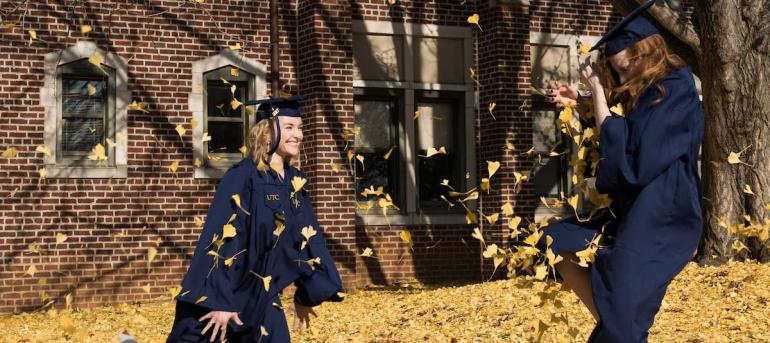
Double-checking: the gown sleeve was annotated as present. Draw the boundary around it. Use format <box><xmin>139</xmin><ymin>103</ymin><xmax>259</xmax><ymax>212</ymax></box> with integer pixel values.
<box><xmin>292</xmin><ymin>175</ymin><xmax>345</xmax><ymax>307</ymax></box>
<box><xmin>176</xmin><ymin>163</ymin><xmax>252</xmax><ymax>312</ymax></box>
<box><xmin>595</xmin><ymin>71</ymin><xmax>697</xmax><ymax>195</ymax></box>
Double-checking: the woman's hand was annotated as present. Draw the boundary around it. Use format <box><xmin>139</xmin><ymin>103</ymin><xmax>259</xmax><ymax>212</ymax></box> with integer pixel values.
<box><xmin>199</xmin><ymin>311</ymin><xmax>243</xmax><ymax>342</ymax></box>
<box><xmin>291</xmin><ymin>303</ymin><xmax>318</xmax><ymax>334</ymax></box>
<box><xmin>546</xmin><ymin>81</ymin><xmax>578</xmax><ymax>107</ymax></box>
<box><xmin>578</xmin><ymin>55</ymin><xmax>603</xmax><ymax>92</ymax></box>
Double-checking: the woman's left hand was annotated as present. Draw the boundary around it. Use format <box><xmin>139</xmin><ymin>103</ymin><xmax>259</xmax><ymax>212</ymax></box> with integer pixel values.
<box><xmin>578</xmin><ymin>55</ymin><xmax>603</xmax><ymax>92</ymax></box>
<box><xmin>291</xmin><ymin>303</ymin><xmax>318</xmax><ymax>333</ymax></box>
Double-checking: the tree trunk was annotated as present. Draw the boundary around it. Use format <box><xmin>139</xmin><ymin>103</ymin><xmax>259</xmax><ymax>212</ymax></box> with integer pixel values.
<box><xmin>694</xmin><ymin>1</ymin><xmax>770</xmax><ymax>263</ymax></box>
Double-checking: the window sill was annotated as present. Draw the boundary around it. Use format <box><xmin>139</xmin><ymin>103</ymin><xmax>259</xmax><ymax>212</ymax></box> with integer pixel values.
<box><xmin>45</xmin><ymin>165</ymin><xmax>127</xmax><ymax>179</ymax></box>
<box><xmin>194</xmin><ymin>159</ymin><xmax>242</xmax><ymax>179</ymax></box>
<box><xmin>356</xmin><ymin>212</ymin><xmax>468</xmax><ymax>226</ymax></box>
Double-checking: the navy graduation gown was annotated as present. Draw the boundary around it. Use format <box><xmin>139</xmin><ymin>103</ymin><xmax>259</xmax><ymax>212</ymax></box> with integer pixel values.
<box><xmin>167</xmin><ymin>159</ymin><xmax>345</xmax><ymax>343</ymax></box>
<box><xmin>540</xmin><ymin>66</ymin><xmax>705</xmax><ymax>342</ymax></box>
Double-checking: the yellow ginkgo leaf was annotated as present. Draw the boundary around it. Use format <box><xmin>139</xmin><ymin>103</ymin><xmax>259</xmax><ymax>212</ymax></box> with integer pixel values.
<box><xmin>482</xmin><ymin>244</ymin><xmax>498</xmax><ymax>258</ymax></box>
<box><xmin>88</xmin><ymin>52</ymin><xmax>108</xmax><ymax>74</ymax></box>
<box><xmin>26</xmin><ymin>265</ymin><xmax>38</xmax><ymax>277</ymax></box>
<box><xmin>727</xmin><ymin>144</ymin><xmax>752</xmax><ymax>166</ymax></box>
<box><xmin>384</xmin><ymin>146</ymin><xmax>396</xmax><ymax>160</ymax></box>
<box><xmin>487</xmin><ymin>102</ymin><xmax>496</xmax><ymax>120</ymax></box>
<box><xmin>260</xmin><ymin>325</ymin><xmax>269</xmax><ymax>337</ymax></box>
<box><xmin>413</xmin><ymin>109</ymin><xmax>421</xmax><ymax>119</ymax></box>
<box><xmin>87</xmin><ymin>83</ymin><xmax>96</xmax><ymax>96</ymax></box>
<box><xmin>610</xmin><ymin>103</ymin><xmax>624</xmax><ymax>116</ymax></box>
<box><xmin>87</xmin><ymin>144</ymin><xmax>107</xmax><ymax>162</ymax></box>
<box><xmin>128</xmin><ymin>101</ymin><xmax>149</xmax><ymax>112</ymax></box>
<box><xmin>239</xmin><ymin>145</ymin><xmax>248</xmax><ymax>155</ymax></box>
<box><xmin>56</xmin><ymin>232</ymin><xmax>68</xmax><ymax>244</ymax></box>
<box><xmin>471</xmin><ymin>227</ymin><xmax>485</xmax><ymax>244</ymax></box>
<box><xmin>249</xmin><ymin>271</ymin><xmax>272</xmax><ymax>292</ymax></box>
<box><xmin>28</xmin><ymin>30</ymin><xmax>37</xmax><ymax>44</ymax></box>
<box><xmin>485</xmin><ymin>213</ymin><xmax>499</xmax><ymax>225</ymax></box>
<box><xmin>356</xmin><ymin>154</ymin><xmax>365</xmax><ymax>171</ymax></box>
<box><xmin>231</xmin><ymin>98</ymin><xmax>243</xmax><ymax>110</ymax></box>
<box><xmin>578</xmin><ymin>43</ymin><xmax>592</xmax><ymax>55</ymax></box>
<box><xmin>360</xmin><ymin>247</ymin><xmax>374</xmax><ymax>258</ymax></box>
<box><xmin>534</xmin><ymin>263</ymin><xmax>548</xmax><ymax>280</ymax></box>
<box><xmin>169</xmin><ymin>161</ymin><xmax>179</xmax><ymax>173</ymax></box>
<box><xmin>190</xmin><ymin>119</ymin><xmax>199</xmax><ymax>130</ymax></box>
<box><xmin>1</xmin><ymin>147</ymin><xmax>18</xmax><ymax>158</ymax></box>
<box><xmin>231</xmin><ymin>194</ymin><xmax>251</xmax><ymax>216</ymax></box>
<box><xmin>230</xmin><ymin>67</ymin><xmax>239</xmax><ymax>77</ymax></box>
<box><xmin>291</xmin><ymin>176</ymin><xmax>307</xmax><ymax>195</ymax></box>
<box><xmin>229</xmin><ymin>42</ymin><xmax>241</xmax><ymax>50</ymax></box>
<box><xmin>222</xmin><ymin>224</ymin><xmax>237</xmax><ymax>239</ymax></box>
<box><xmin>142</xmin><ymin>284</ymin><xmax>151</xmax><ymax>294</ymax></box>
<box><xmin>38</xmin><ymin>168</ymin><xmax>47</xmax><ymax>179</ymax></box>
<box><xmin>175</xmin><ymin>124</ymin><xmax>186</xmax><ymax>138</ymax></box>
<box><xmin>425</xmin><ymin>146</ymin><xmax>447</xmax><ymax>158</ymax></box>
<box><xmin>194</xmin><ymin>216</ymin><xmax>204</xmax><ymax>227</ymax></box>
<box><xmin>194</xmin><ymin>158</ymin><xmax>202</xmax><ymax>168</ymax></box>
<box><xmin>487</xmin><ymin>160</ymin><xmax>501</xmax><ymax>179</ymax></box>
<box><xmin>201</xmin><ymin>132</ymin><xmax>212</xmax><ymax>142</ymax></box>
<box><xmin>467</xmin><ymin>13</ymin><xmax>482</xmax><ymax>31</ymax></box>
<box><xmin>732</xmin><ymin>239</ymin><xmax>748</xmax><ymax>253</ymax></box>
<box><xmin>743</xmin><ymin>184</ymin><xmax>754</xmax><ymax>195</ymax></box>
<box><xmin>105</xmin><ymin>138</ymin><xmax>116</xmax><ymax>149</ymax></box>
<box><xmin>80</xmin><ymin>25</ymin><xmax>92</xmax><ymax>34</ymax></box>
<box><xmin>501</xmin><ymin>202</ymin><xmax>514</xmax><ymax>217</ymax></box>
<box><xmin>195</xmin><ymin>295</ymin><xmax>208</xmax><ymax>304</ymax></box>
<box><xmin>399</xmin><ymin>230</ymin><xmax>413</xmax><ymax>247</ymax></box>
<box><xmin>301</xmin><ymin>226</ymin><xmax>317</xmax><ymax>241</ymax></box>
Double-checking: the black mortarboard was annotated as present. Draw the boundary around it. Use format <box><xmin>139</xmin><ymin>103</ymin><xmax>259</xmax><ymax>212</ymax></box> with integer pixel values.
<box><xmin>590</xmin><ymin>0</ymin><xmax>658</xmax><ymax>57</ymax></box>
<box><xmin>245</xmin><ymin>95</ymin><xmax>306</xmax><ymax>155</ymax></box>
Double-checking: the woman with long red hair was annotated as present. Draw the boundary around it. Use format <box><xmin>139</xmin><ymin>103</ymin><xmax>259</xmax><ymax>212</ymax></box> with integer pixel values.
<box><xmin>541</xmin><ymin>1</ymin><xmax>705</xmax><ymax>341</ymax></box>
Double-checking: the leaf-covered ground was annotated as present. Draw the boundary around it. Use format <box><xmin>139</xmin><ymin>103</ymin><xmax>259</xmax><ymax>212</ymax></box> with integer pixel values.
<box><xmin>0</xmin><ymin>262</ymin><xmax>768</xmax><ymax>342</ymax></box>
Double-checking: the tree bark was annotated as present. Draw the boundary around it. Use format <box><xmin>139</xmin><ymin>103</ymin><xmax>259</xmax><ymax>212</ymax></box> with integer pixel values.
<box><xmin>694</xmin><ymin>0</ymin><xmax>770</xmax><ymax>263</ymax></box>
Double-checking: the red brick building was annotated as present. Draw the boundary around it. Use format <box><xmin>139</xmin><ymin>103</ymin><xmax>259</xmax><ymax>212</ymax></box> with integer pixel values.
<box><xmin>0</xmin><ymin>0</ymin><xmax>636</xmax><ymax>314</ymax></box>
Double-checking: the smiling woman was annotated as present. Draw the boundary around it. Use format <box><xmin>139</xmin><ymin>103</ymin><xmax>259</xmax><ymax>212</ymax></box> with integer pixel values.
<box><xmin>166</xmin><ymin>96</ymin><xmax>345</xmax><ymax>343</ymax></box>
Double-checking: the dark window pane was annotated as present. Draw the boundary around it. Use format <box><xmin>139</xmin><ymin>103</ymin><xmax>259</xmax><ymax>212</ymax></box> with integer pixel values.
<box><xmin>532</xmin><ymin>101</ymin><xmax>570</xmax><ymax>198</ymax></box>
<box><xmin>354</xmin><ymin>97</ymin><xmax>398</xmax><ymax>204</ymax></box>
<box><xmin>62</xmin><ymin>118</ymin><xmax>104</xmax><ymax>153</ymax></box>
<box><xmin>208</xmin><ymin>122</ymin><xmax>243</xmax><ymax>154</ymax></box>
<box><xmin>63</xmin><ymin>79</ymin><xmax>105</xmax><ymax>97</ymax></box>
<box><xmin>207</xmin><ymin>82</ymin><xmax>245</xmax><ymax>118</ymax></box>
<box><xmin>416</xmin><ymin>99</ymin><xmax>460</xmax><ymax>207</ymax></box>
<box><xmin>418</xmin><ymin>153</ymin><xmax>455</xmax><ymax>204</ymax></box>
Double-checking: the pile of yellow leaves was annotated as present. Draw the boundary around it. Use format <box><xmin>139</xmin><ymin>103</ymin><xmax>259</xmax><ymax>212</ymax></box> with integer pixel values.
<box><xmin>0</xmin><ymin>262</ymin><xmax>767</xmax><ymax>342</ymax></box>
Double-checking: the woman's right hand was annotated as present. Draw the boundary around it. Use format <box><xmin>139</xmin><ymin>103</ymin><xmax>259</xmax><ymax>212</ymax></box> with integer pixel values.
<box><xmin>546</xmin><ymin>81</ymin><xmax>578</xmax><ymax>107</ymax></box>
<box><xmin>199</xmin><ymin>311</ymin><xmax>244</xmax><ymax>342</ymax></box>
<box><xmin>578</xmin><ymin>55</ymin><xmax>603</xmax><ymax>92</ymax></box>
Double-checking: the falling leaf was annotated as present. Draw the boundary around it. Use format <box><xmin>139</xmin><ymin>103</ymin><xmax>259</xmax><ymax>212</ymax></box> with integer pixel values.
<box><xmin>169</xmin><ymin>161</ymin><xmax>179</xmax><ymax>173</ymax></box>
<box><xmin>88</xmin><ymin>52</ymin><xmax>108</xmax><ymax>74</ymax></box>
<box><xmin>87</xmin><ymin>83</ymin><xmax>96</xmax><ymax>96</ymax></box>
<box><xmin>230</xmin><ymin>67</ymin><xmax>239</xmax><ymax>77</ymax></box>
<box><xmin>485</xmin><ymin>213</ymin><xmax>500</xmax><ymax>225</ymax></box>
<box><xmin>425</xmin><ymin>146</ymin><xmax>447</xmax><ymax>158</ymax></box>
<box><xmin>38</xmin><ymin>168</ymin><xmax>46</xmax><ymax>179</ymax></box>
<box><xmin>105</xmin><ymin>138</ymin><xmax>116</xmax><ymax>149</ymax></box>
<box><xmin>501</xmin><ymin>202</ymin><xmax>514</xmax><ymax>217</ymax></box>
<box><xmin>356</xmin><ymin>154</ymin><xmax>365</xmax><ymax>171</ymax></box>
<box><xmin>487</xmin><ymin>102</ymin><xmax>496</xmax><ymax>120</ymax></box>
<box><xmin>249</xmin><ymin>271</ymin><xmax>272</xmax><ymax>292</ymax></box>
<box><xmin>291</xmin><ymin>176</ymin><xmax>307</xmax><ymax>195</ymax></box>
<box><xmin>471</xmin><ymin>227</ymin><xmax>485</xmax><ymax>244</ymax></box>
<box><xmin>142</xmin><ymin>284</ymin><xmax>151</xmax><ymax>294</ymax></box>
<box><xmin>128</xmin><ymin>101</ymin><xmax>149</xmax><ymax>112</ymax></box>
<box><xmin>230</xmin><ymin>42</ymin><xmax>241</xmax><ymax>50</ymax></box>
<box><xmin>1</xmin><ymin>147</ymin><xmax>19</xmax><ymax>158</ymax></box>
<box><xmin>744</xmin><ymin>184</ymin><xmax>754</xmax><ymax>195</ymax></box>
<box><xmin>175</xmin><ymin>124</ymin><xmax>186</xmax><ymax>138</ymax></box>
<box><xmin>28</xmin><ymin>30</ymin><xmax>37</xmax><ymax>44</ymax></box>
<box><xmin>231</xmin><ymin>98</ymin><xmax>243</xmax><ymax>110</ymax></box>
<box><xmin>467</xmin><ymin>13</ymin><xmax>482</xmax><ymax>31</ymax></box>
<box><xmin>194</xmin><ymin>158</ymin><xmax>202</xmax><ymax>168</ymax></box>
<box><xmin>56</xmin><ymin>232</ymin><xmax>68</xmax><ymax>244</ymax></box>
<box><xmin>727</xmin><ymin>145</ymin><xmax>753</xmax><ymax>167</ymax></box>
<box><xmin>201</xmin><ymin>132</ymin><xmax>212</xmax><ymax>142</ymax></box>
<box><xmin>222</xmin><ymin>224</ymin><xmax>237</xmax><ymax>239</ymax></box>
<box><xmin>487</xmin><ymin>161</ymin><xmax>501</xmax><ymax>179</ymax></box>
<box><xmin>399</xmin><ymin>230</ymin><xmax>413</xmax><ymax>249</ymax></box>
<box><xmin>578</xmin><ymin>43</ymin><xmax>592</xmax><ymax>55</ymax></box>
<box><xmin>260</xmin><ymin>325</ymin><xmax>269</xmax><ymax>337</ymax></box>
<box><xmin>239</xmin><ymin>146</ymin><xmax>248</xmax><ymax>155</ymax></box>
<box><xmin>384</xmin><ymin>146</ymin><xmax>396</xmax><ymax>160</ymax></box>
<box><xmin>610</xmin><ymin>103</ymin><xmax>624</xmax><ymax>116</ymax></box>
<box><xmin>189</xmin><ymin>119</ymin><xmax>199</xmax><ymax>130</ymax></box>
<box><xmin>194</xmin><ymin>216</ymin><xmax>204</xmax><ymax>227</ymax></box>
<box><xmin>80</xmin><ymin>25</ymin><xmax>92</xmax><ymax>34</ymax></box>
<box><xmin>360</xmin><ymin>247</ymin><xmax>375</xmax><ymax>258</ymax></box>
<box><xmin>301</xmin><ymin>226</ymin><xmax>317</xmax><ymax>241</ymax></box>
<box><xmin>195</xmin><ymin>296</ymin><xmax>207</xmax><ymax>304</ymax></box>
<box><xmin>534</xmin><ymin>263</ymin><xmax>548</xmax><ymax>280</ymax></box>
<box><xmin>26</xmin><ymin>265</ymin><xmax>38</xmax><ymax>277</ymax></box>
<box><xmin>413</xmin><ymin>110</ymin><xmax>421</xmax><ymax>119</ymax></box>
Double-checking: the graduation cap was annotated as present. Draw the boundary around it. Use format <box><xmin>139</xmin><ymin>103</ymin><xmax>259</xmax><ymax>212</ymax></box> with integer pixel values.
<box><xmin>245</xmin><ymin>95</ymin><xmax>306</xmax><ymax>155</ymax></box>
<box><xmin>590</xmin><ymin>0</ymin><xmax>658</xmax><ymax>57</ymax></box>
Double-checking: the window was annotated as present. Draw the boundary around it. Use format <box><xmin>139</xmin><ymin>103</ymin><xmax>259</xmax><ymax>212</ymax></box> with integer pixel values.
<box><xmin>190</xmin><ymin>51</ymin><xmax>267</xmax><ymax>178</ymax></box>
<box><xmin>352</xmin><ymin>21</ymin><xmax>474</xmax><ymax>225</ymax></box>
<box><xmin>41</xmin><ymin>41</ymin><xmax>129</xmax><ymax>178</ymax></box>
<box><xmin>204</xmin><ymin>67</ymin><xmax>252</xmax><ymax>159</ymax></box>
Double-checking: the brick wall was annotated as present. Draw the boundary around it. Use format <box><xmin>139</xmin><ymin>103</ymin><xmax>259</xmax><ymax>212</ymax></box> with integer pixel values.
<box><xmin>0</xmin><ymin>0</ymin><xmax>635</xmax><ymax>314</ymax></box>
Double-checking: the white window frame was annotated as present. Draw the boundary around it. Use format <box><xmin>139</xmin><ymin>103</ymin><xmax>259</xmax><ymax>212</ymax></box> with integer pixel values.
<box><xmin>353</xmin><ymin>20</ymin><xmax>476</xmax><ymax>226</ymax></box>
<box><xmin>41</xmin><ymin>41</ymin><xmax>130</xmax><ymax>178</ymax></box>
<box><xmin>189</xmin><ymin>50</ymin><xmax>267</xmax><ymax>179</ymax></box>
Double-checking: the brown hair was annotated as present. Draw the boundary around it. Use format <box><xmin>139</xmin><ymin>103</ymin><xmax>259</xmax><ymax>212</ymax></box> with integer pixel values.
<box><xmin>246</xmin><ymin>119</ymin><xmax>295</xmax><ymax>166</ymax></box>
<box><xmin>599</xmin><ymin>34</ymin><xmax>686</xmax><ymax>110</ymax></box>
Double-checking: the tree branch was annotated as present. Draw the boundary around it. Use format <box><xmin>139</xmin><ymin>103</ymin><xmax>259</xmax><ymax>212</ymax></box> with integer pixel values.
<box><xmin>610</xmin><ymin>0</ymin><xmax>702</xmax><ymax>57</ymax></box>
